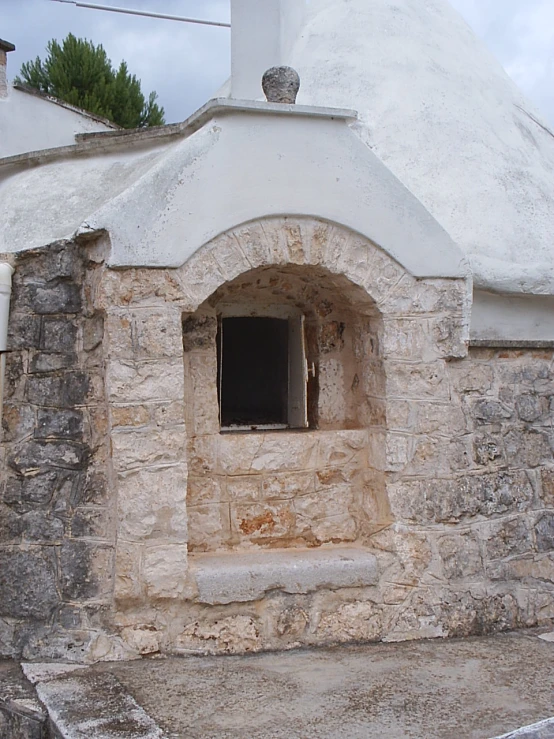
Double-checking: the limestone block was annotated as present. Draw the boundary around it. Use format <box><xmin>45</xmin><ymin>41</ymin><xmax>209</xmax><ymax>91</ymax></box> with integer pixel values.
<box><xmin>515</xmin><ymin>394</ymin><xmax>547</xmax><ymax>423</ymax></box>
<box><xmin>473</xmin><ymin>432</ymin><xmax>505</xmax><ymax>466</ymax></box>
<box><xmin>133</xmin><ymin>309</ymin><xmax>183</xmax><ymax>359</ymax></box>
<box><xmin>188</xmin><ymin>435</ymin><xmax>217</xmax><ymax>475</ymax></box>
<box><xmin>152</xmin><ymin>401</ymin><xmax>185</xmax><ymax>428</ymax></box>
<box><xmin>187</xmin><ymin>353</ymin><xmax>219</xmax><ymax>436</ymax></box>
<box><xmin>99</xmin><ymin>268</ymin><xmax>184</xmax><ymax>309</ymax></box>
<box><xmin>485</xmin><ymin>516</ymin><xmax>533</xmax><ymax>560</ymax></box>
<box><xmin>437</xmin><ymin>532</ymin><xmax>483</xmax><ymax>579</ymax></box>
<box><xmin>382</xmin><ymin>318</ymin><xmax>433</xmax><ymax>361</ymax></box>
<box><xmin>218</xmin><ymin>433</ymin><xmax>319</xmax><ymax>475</ymax></box>
<box><xmin>293</xmin><ymin>484</ymin><xmax>354</xmax><ymax>523</ymax></box>
<box><xmin>316</xmin><ymin>600</ymin><xmax>383</xmax><ymax>642</ymax></box>
<box><xmin>121</xmin><ymin>626</ymin><xmax>160</xmax><ymax>655</ymax></box>
<box><xmin>305</xmin><ymin>514</ymin><xmax>358</xmax><ymax>543</ymax></box>
<box><xmin>114</xmin><ymin>542</ymin><xmax>143</xmax><ymax>601</ymax></box>
<box><xmin>488</xmin><ymin>554</ymin><xmax>554</xmax><ymax>583</ymax></box>
<box><xmin>190</xmin><ymin>548</ymin><xmax>379</xmax><ymax>605</ymax></box>
<box><xmin>175</xmin><ymin>615</ymin><xmax>261</xmax><ymax>654</ymax></box>
<box><xmin>386</xmin><ymin>400</ymin><xmax>413</xmax><ymax>431</ymax></box>
<box><xmin>261</xmin><ymin>472</ymin><xmax>315</xmax><ymax>501</ymax></box>
<box><xmin>187</xmin><ymin>476</ymin><xmax>224</xmax><ymax>506</ymax></box>
<box><xmin>187</xmin><ymin>504</ymin><xmax>230</xmax><ymax>551</ymax></box>
<box><xmin>117</xmin><ymin>464</ymin><xmax>188</xmax><ymax>541</ymax></box>
<box><xmin>431</xmin><ymin>315</ymin><xmax>468</xmax><ymax>359</ymax></box>
<box><xmin>111</xmin><ymin>427</ymin><xmax>186</xmax><ymax>471</ymax></box>
<box><xmin>230</xmin><ymin>501</ymin><xmax>295</xmax><ymax>542</ymax></box>
<box><xmin>416</xmin><ymin>402</ymin><xmax>467</xmax><ymax>436</ymax></box>
<box><xmin>318</xmin><ymin>358</ymin><xmax>346</xmax><ymax>425</ymax></box>
<box><xmin>370</xmin><ymin>526</ymin><xmax>432</xmax><ymax>587</ymax></box>
<box><xmin>105</xmin><ymin>313</ymin><xmax>133</xmax><ymax>358</ymax></box>
<box><xmin>111</xmin><ymin>405</ymin><xmax>150</xmax><ymax>428</ymax></box>
<box><xmin>448</xmin><ymin>361</ymin><xmax>494</xmax><ymax>394</ymax></box>
<box><xmin>317</xmin><ymin>430</ymin><xmax>368</xmax><ymax>468</ymax></box>
<box><xmin>385</xmin><ymin>433</ymin><xmax>413</xmax><ymax>472</ymax></box>
<box><xmin>107</xmin><ymin>359</ymin><xmax>185</xmax><ymax>403</ymax></box>
<box><xmin>142</xmin><ymin>545</ymin><xmax>188</xmax><ymax>599</ymax></box>
<box><xmin>226</xmin><ymin>476</ymin><xmax>261</xmax><ymax>502</ymax></box>
<box><xmin>388</xmin><ymin>471</ymin><xmax>534</xmax><ymax>524</ymax></box>
<box><xmin>379</xmin><ymin>275</ymin><xmax>467</xmax><ymax>315</ymax></box>
<box><xmin>206</xmin><ymin>233</ymin><xmax>252</xmax><ymax>281</ymax></box>
<box><xmin>386</xmin><ymin>361</ymin><xmax>450</xmax><ymax>400</ymax></box>
<box><xmin>178</xmin><ymin>252</ymin><xmax>227</xmax><ymax>309</ymax></box>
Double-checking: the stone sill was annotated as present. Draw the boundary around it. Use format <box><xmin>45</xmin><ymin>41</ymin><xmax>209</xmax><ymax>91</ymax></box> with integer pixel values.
<box><xmin>189</xmin><ymin>547</ymin><xmax>379</xmax><ymax>605</ymax></box>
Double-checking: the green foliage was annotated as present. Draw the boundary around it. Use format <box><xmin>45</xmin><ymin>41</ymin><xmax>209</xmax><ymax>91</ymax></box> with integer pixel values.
<box><xmin>15</xmin><ymin>33</ymin><xmax>165</xmax><ymax>128</ymax></box>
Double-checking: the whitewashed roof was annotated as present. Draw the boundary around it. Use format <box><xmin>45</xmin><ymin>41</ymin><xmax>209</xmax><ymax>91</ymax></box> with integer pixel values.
<box><xmin>288</xmin><ymin>0</ymin><xmax>554</xmax><ymax>294</ymax></box>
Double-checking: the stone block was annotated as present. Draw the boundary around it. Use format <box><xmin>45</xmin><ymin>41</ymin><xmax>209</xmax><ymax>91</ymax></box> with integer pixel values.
<box><xmin>133</xmin><ymin>309</ymin><xmax>183</xmax><ymax>359</ymax></box>
<box><xmin>0</xmin><ymin>504</ymin><xmax>22</xmax><ymax>543</ymax></box>
<box><xmin>142</xmin><ymin>545</ymin><xmax>188</xmax><ymax>599</ymax></box>
<box><xmin>70</xmin><ymin>508</ymin><xmax>110</xmax><ymax>538</ymax></box>
<box><xmin>29</xmin><ymin>352</ymin><xmax>77</xmax><ymax>373</ymax></box>
<box><xmin>388</xmin><ymin>471</ymin><xmax>534</xmax><ymax>524</ymax></box>
<box><xmin>152</xmin><ymin>401</ymin><xmax>185</xmax><ymax>428</ymax></box>
<box><xmin>188</xmin><ymin>503</ymin><xmax>231</xmax><ymax>551</ymax></box>
<box><xmin>1</xmin><ymin>403</ymin><xmax>35</xmax><ymax>443</ymax></box>
<box><xmin>34</xmin><ymin>408</ymin><xmax>83</xmax><ymax>440</ymax></box>
<box><xmin>386</xmin><ymin>361</ymin><xmax>450</xmax><ymax>400</ymax></box>
<box><xmin>218</xmin><ymin>432</ymin><xmax>319</xmax><ymax>475</ymax></box>
<box><xmin>9</xmin><ymin>440</ymin><xmax>88</xmax><ymax>473</ymax></box>
<box><xmin>20</xmin><ymin>511</ymin><xmax>64</xmax><ymax>543</ymax></box>
<box><xmin>106</xmin><ymin>358</ymin><xmax>184</xmax><ymax>403</ymax></box>
<box><xmin>231</xmin><ymin>501</ymin><xmax>295</xmax><ymax>542</ymax></box>
<box><xmin>175</xmin><ymin>614</ymin><xmax>261</xmax><ymax>655</ymax></box>
<box><xmin>293</xmin><ymin>484</ymin><xmax>354</xmax><ymax>523</ymax></box>
<box><xmin>187</xmin><ymin>352</ymin><xmax>219</xmax><ymax>435</ymax></box>
<box><xmin>182</xmin><ymin>314</ymin><xmax>217</xmax><ymax>352</ymax></box>
<box><xmin>117</xmin><ymin>464</ymin><xmax>187</xmax><ymax>541</ymax></box>
<box><xmin>504</xmin><ymin>429</ymin><xmax>552</xmax><ymax>469</ymax></box>
<box><xmin>382</xmin><ymin>318</ymin><xmax>432</xmax><ymax>361</ymax></box>
<box><xmin>438</xmin><ymin>532</ymin><xmax>483</xmax><ymax>579</ymax></box>
<box><xmin>473</xmin><ymin>432</ymin><xmax>505</xmax><ymax>466</ymax></box>
<box><xmin>535</xmin><ymin>513</ymin><xmax>554</xmax><ymax>552</ymax></box>
<box><xmin>59</xmin><ymin>541</ymin><xmax>114</xmax><ymax>601</ymax></box>
<box><xmin>7</xmin><ymin>312</ymin><xmax>41</xmax><ymax>350</ymax></box>
<box><xmin>110</xmin><ymin>404</ymin><xmax>150</xmax><ymax>428</ymax></box>
<box><xmin>261</xmin><ymin>472</ymin><xmax>314</xmax><ymax>501</ymax></box>
<box><xmin>41</xmin><ymin>317</ymin><xmax>78</xmax><ymax>353</ymax></box>
<box><xmin>515</xmin><ymin>394</ymin><xmax>546</xmax><ymax>423</ymax></box>
<box><xmin>0</xmin><ymin>548</ymin><xmax>59</xmax><ymax>619</ymax></box>
<box><xmin>3</xmin><ymin>472</ymin><xmax>59</xmax><ymax>513</ymax></box>
<box><xmin>188</xmin><ymin>435</ymin><xmax>217</xmax><ymax>475</ymax></box>
<box><xmin>82</xmin><ymin>313</ymin><xmax>104</xmax><ymax>352</ymax></box>
<box><xmin>25</xmin><ymin>281</ymin><xmax>81</xmax><ymax>314</ymax></box>
<box><xmin>317</xmin><ymin>430</ymin><xmax>368</xmax><ymax>468</ymax></box>
<box><xmin>484</xmin><ymin>517</ymin><xmax>533</xmax><ymax>560</ymax></box>
<box><xmin>190</xmin><ymin>548</ymin><xmax>379</xmax><ymax>605</ymax></box>
<box><xmin>316</xmin><ymin>600</ymin><xmax>383</xmax><ymax>642</ymax></box>
<box><xmin>114</xmin><ymin>542</ymin><xmax>143</xmax><ymax>601</ymax></box>
<box><xmin>188</xmin><ymin>476</ymin><xmax>225</xmax><ymax>505</ymax></box>
<box><xmin>448</xmin><ymin>362</ymin><xmax>494</xmax><ymax>394</ymax></box>
<box><xmin>416</xmin><ymin>402</ymin><xmax>467</xmax><ymax>436</ymax></box>
<box><xmin>111</xmin><ymin>427</ymin><xmax>185</xmax><ymax>471</ymax></box>
<box><xmin>25</xmin><ymin>373</ymin><xmax>91</xmax><ymax>408</ymax></box>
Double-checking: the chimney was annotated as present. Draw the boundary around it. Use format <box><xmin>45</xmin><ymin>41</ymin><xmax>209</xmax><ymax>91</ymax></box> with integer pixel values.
<box><xmin>0</xmin><ymin>39</ymin><xmax>16</xmax><ymax>100</ymax></box>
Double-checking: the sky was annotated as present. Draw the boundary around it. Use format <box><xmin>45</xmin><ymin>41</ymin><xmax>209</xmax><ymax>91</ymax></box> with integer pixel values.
<box><xmin>2</xmin><ymin>0</ymin><xmax>553</xmax><ymax>126</ymax></box>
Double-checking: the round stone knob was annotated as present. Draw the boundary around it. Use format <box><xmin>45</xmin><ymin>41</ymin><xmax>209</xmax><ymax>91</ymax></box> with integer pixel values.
<box><xmin>262</xmin><ymin>66</ymin><xmax>300</xmax><ymax>104</ymax></box>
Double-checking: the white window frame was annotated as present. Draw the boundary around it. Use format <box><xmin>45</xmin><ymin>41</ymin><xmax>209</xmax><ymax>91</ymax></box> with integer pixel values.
<box><xmin>217</xmin><ymin>303</ymin><xmax>309</xmax><ymax>431</ymax></box>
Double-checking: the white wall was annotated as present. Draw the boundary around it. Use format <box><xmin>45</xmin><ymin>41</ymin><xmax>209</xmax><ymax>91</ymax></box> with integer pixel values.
<box><xmin>0</xmin><ymin>87</ymin><xmax>114</xmax><ymax>158</ymax></box>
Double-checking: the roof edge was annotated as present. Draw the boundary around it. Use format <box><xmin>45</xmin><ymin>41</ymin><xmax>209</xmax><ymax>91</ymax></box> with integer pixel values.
<box><xmin>13</xmin><ymin>84</ymin><xmax>121</xmax><ymax>130</ymax></box>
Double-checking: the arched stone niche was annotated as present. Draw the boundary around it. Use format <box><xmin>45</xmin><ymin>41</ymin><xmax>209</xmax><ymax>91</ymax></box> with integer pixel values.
<box><xmin>183</xmin><ymin>262</ymin><xmax>387</xmax><ymax>550</ymax></box>
<box><xmin>102</xmin><ymin>216</ymin><xmax>469</xmax><ymax>603</ymax></box>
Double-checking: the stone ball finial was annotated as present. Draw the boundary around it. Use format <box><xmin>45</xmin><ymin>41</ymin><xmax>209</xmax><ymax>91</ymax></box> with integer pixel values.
<box><xmin>262</xmin><ymin>66</ymin><xmax>300</xmax><ymax>104</ymax></box>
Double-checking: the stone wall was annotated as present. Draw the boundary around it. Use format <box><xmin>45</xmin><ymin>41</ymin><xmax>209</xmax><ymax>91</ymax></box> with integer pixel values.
<box><xmin>0</xmin><ymin>242</ymin><xmax>115</xmax><ymax>660</ymax></box>
<box><xmin>0</xmin><ymin>217</ymin><xmax>552</xmax><ymax>661</ymax></box>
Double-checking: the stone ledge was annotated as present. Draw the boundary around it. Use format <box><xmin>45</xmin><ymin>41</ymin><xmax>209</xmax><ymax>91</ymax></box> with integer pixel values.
<box><xmin>190</xmin><ymin>547</ymin><xmax>379</xmax><ymax>605</ymax></box>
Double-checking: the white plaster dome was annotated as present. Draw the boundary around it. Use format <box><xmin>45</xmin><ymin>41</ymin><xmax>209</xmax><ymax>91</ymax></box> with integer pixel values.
<box><xmin>288</xmin><ymin>0</ymin><xmax>554</xmax><ymax>295</ymax></box>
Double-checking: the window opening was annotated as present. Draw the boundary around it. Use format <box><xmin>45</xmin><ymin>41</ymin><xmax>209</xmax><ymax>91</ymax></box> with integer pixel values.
<box><xmin>217</xmin><ymin>313</ymin><xmax>308</xmax><ymax>431</ymax></box>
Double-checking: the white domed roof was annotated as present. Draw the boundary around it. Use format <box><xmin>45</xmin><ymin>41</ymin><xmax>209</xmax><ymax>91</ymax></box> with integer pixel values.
<box><xmin>288</xmin><ymin>0</ymin><xmax>554</xmax><ymax>294</ymax></box>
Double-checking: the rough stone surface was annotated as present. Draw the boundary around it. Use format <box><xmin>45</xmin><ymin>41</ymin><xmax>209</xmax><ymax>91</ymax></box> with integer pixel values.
<box><xmin>262</xmin><ymin>65</ymin><xmax>301</xmax><ymax>104</ymax></box>
<box><xmin>191</xmin><ymin>548</ymin><xmax>379</xmax><ymax>604</ymax></box>
<box><xmin>1</xmin><ymin>219</ymin><xmax>553</xmax><ymax>661</ymax></box>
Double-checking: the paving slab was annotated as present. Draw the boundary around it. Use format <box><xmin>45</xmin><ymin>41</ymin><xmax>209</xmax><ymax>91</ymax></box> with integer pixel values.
<box><xmin>94</xmin><ymin>631</ymin><xmax>554</xmax><ymax>739</ymax></box>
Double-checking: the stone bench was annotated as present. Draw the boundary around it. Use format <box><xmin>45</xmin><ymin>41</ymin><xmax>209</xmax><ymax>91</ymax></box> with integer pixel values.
<box><xmin>189</xmin><ymin>547</ymin><xmax>379</xmax><ymax>605</ymax></box>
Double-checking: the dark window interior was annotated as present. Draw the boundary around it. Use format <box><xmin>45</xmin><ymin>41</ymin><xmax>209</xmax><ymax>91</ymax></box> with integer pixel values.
<box><xmin>218</xmin><ymin>317</ymin><xmax>289</xmax><ymax>427</ymax></box>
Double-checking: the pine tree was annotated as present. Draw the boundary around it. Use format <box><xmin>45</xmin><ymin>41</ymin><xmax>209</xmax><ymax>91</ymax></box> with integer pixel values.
<box><xmin>15</xmin><ymin>34</ymin><xmax>165</xmax><ymax>128</ymax></box>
